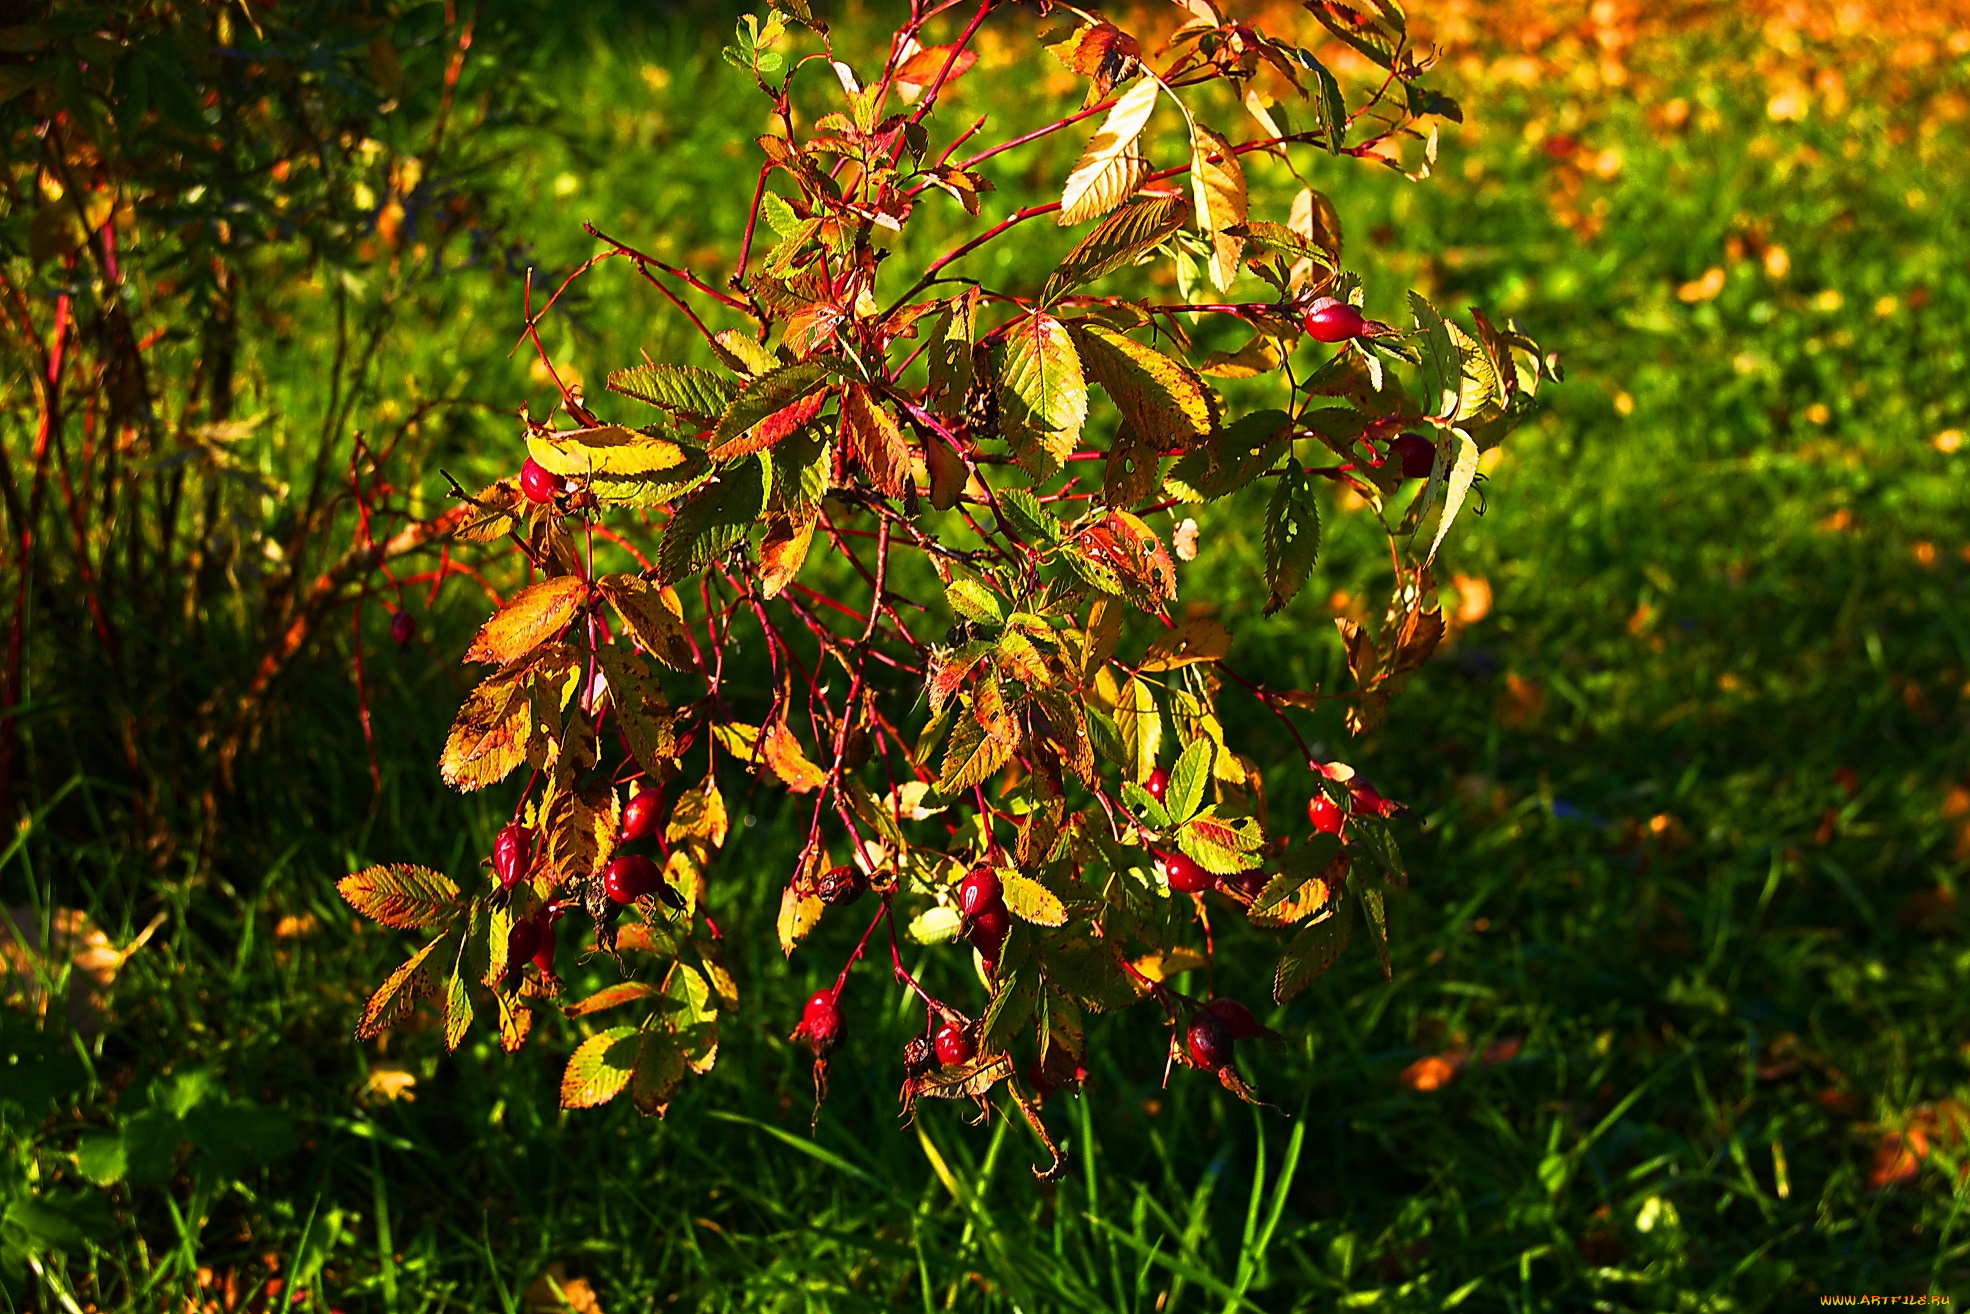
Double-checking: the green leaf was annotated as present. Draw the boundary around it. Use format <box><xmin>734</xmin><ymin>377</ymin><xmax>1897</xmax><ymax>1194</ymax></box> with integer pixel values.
<box><xmin>337</xmin><ymin>865</ymin><xmax>462</xmax><ymax>931</ymax></box>
<box><xmin>1071</xmin><ymin>322</ymin><xmax>1217</xmax><ymax>452</ymax></box>
<box><xmin>2</xmin><ymin>1192</ymin><xmax>113</xmax><ymax>1253</ymax></box>
<box><xmin>1262</xmin><ymin>464</ymin><xmax>1321</xmax><ymax>615</ymax></box>
<box><xmin>996</xmin><ymin>486</ymin><xmax>1063</xmax><ymax>543</ymax></box>
<box><xmin>608</xmin><ymin>364</ymin><xmax>738</xmax><ymax>421</ymax></box>
<box><xmin>1409</xmin><ymin>291</ymin><xmax>1460</xmax><ymax>418</ymax></box>
<box><xmin>560</xmin><ymin>1025</ymin><xmax>642</xmax><ymax>1109</ymax></box>
<box><xmin>656</xmin><ymin>455</ymin><xmax>770</xmax><ymax>584</ymax></box>
<box><xmin>1350</xmin><ymin>866</ymin><xmax>1391</xmax><ymax>979</ymax></box>
<box><xmin>1121</xmin><ymin>780</ymin><xmax>1171</xmax><ymax>831</ymax></box>
<box><xmin>709</xmin><ymin>359</ymin><xmax>839</xmax><ymax>455</ymax></box>
<box><xmin>1164</xmin><ymin>737</ymin><xmax>1213</xmax><ymax>823</ymax></box>
<box><xmin>1045</xmin><ymin>196</ymin><xmax>1188</xmax><ymax>300</ymax></box>
<box><xmin>982</xmin><ymin>962</ymin><xmax>1041</xmax><ymax>1051</ymax></box>
<box><xmin>1115</xmin><ymin>677</ymin><xmax>1161</xmax><ymax>785</ymax></box>
<box><xmin>945</xmin><ymin>577</ymin><xmax>1004</xmax><ymax>624</ymax></box>
<box><xmin>998</xmin><ymin>311</ymin><xmax>1087</xmax><ymax>478</ymax></box>
<box><xmin>1274</xmin><ymin>906</ymin><xmax>1350</xmax><ymax>1003</ymax></box>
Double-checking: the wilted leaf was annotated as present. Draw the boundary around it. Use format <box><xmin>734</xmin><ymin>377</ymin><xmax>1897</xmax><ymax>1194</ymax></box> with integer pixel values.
<box><xmin>528</xmin><ymin>425</ymin><xmax>695</xmax><ymax>479</ymax></box>
<box><xmin>630</xmin><ymin>1031</ymin><xmax>689</xmax><ymax>1116</ymax></box>
<box><xmin>840</xmin><ymin>384</ymin><xmax>910</xmax><ymax>498</ymax></box>
<box><xmin>596</xmin><ymin>574</ymin><xmax>698</xmax><ymax>671</ymax></box>
<box><xmin>565</xmin><ymin>981</ymin><xmax>665</xmax><ymax>1018</ymax></box>
<box><xmin>594</xmin><ymin>647</ymin><xmax>675</xmax><ymax>774</ymax></box>
<box><xmin>762</xmin><ymin>718</ymin><xmax>828</xmax><ymax>793</ymax></box>
<box><xmin>1139</xmin><ymin>618</ymin><xmax>1231</xmax><ymax>671</ymax></box>
<box><xmin>441</xmin><ymin>667</ymin><xmax>533</xmax><ymax>791</ymax></box>
<box><xmin>464</xmin><ymin>576</ymin><xmax>586</xmax><ymax>666</ymax></box>
<box><xmin>777</xmin><ymin>882</ymin><xmax>824</xmax><ymax>955</ymax></box>
<box><xmin>358</xmin><ymin>933</ymin><xmax>450</xmax><ymax>1039</ymax></box>
<box><xmin>1188</xmin><ymin>123</ymin><xmax>1247</xmax><ymax>291</ymax></box>
<box><xmin>338</xmin><ymin>865</ymin><xmax>462</xmax><ymax>930</ymax></box>
<box><xmin>758</xmin><ymin>512</ymin><xmax>816</xmax><ymax>597</ymax></box>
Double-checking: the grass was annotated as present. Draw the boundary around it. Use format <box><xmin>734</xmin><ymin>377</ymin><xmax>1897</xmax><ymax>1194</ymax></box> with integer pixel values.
<box><xmin>5</xmin><ymin>2</ymin><xmax>1970</xmax><ymax>1309</ymax></box>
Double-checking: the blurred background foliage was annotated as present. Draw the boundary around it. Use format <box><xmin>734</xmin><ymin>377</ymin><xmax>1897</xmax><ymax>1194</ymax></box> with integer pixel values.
<box><xmin>1</xmin><ymin>0</ymin><xmax>1968</xmax><ymax>1309</ymax></box>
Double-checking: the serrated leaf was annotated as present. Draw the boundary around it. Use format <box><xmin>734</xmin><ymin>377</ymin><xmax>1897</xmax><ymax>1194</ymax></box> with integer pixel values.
<box><xmin>945</xmin><ymin>577</ymin><xmax>1004</xmax><ymax>624</ymax></box>
<box><xmin>761</xmin><ymin>718</ymin><xmax>827</xmax><ymax>793</ymax></box>
<box><xmin>927</xmin><ymin>288</ymin><xmax>979</xmax><ymax>420</ymax></box>
<box><xmin>999</xmin><ymin>867</ymin><xmax>1067</xmax><ymax>927</ymax></box>
<box><xmin>455</xmin><ymin>479</ymin><xmax>525</xmax><ymax>543</ymax></box>
<box><xmin>596</xmin><ymin>574</ymin><xmax>698</xmax><ymax>671</ymax></box>
<box><xmin>997</xmin><ymin>486</ymin><xmax>1062</xmax><ymax>543</ymax></box>
<box><xmin>443</xmin><ymin>956</ymin><xmax>474</xmax><ymax>1052</ymax></box>
<box><xmin>777</xmin><ymin>882</ymin><xmax>824</xmax><ymax>956</ymax></box>
<box><xmin>441</xmin><ymin>667</ymin><xmax>532</xmax><ymax>791</ymax></box>
<box><xmin>840</xmin><ymin>383</ymin><xmax>909</xmax><ymax>498</ymax></box>
<box><xmin>1045</xmin><ymin>196</ymin><xmax>1188</xmax><ymax>299</ymax></box>
<box><xmin>1115</xmin><ymin>677</ymin><xmax>1161</xmax><ymax>784</ymax></box>
<box><xmin>560</xmin><ymin>1025</ymin><xmax>640</xmax><ymax>1108</ymax></box>
<box><xmin>981</xmin><ymin>963</ymin><xmax>1040</xmax><ymax>1051</ymax></box>
<box><xmin>1274</xmin><ymin>907</ymin><xmax>1349</xmax><ymax>1003</ymax></box>
<box><xmin>608</xmin><ymin>364</ymin><xmax>738</xmax><ymax>421</ymax></box>
<box><xmin>1059</xmin><ymin>76</ymin><xmax>1159</xmax><ymax>225</ymax></box>
<box><xmin>1188</xmin><ymin>122</ymin><xmax>1247</xmax><ymax>292</ymax></box>
<box><xmin>358</xmin><ymin>933</ymin><xmax>450</xmax><ymax>1039</ymax></box>
<box><xmin>565</xmin><ymin>981</ymin><xmax>665</xmax><ymax>1018</ymax></box>
<box><xmin>712</xmin><ymin>329</ymin><xmax>778</xmax><ymax>376</ymax></box>
<box><xmin>527</xmin><ymin>424</ymin><xmax>698</xmax><ymax>482</ymax></box>
<box><xmin>595</xmin><ymin>647</ymin><xmax>675</xmax><ymax>775</ymax></box>
<box><xmin>998</xmin><ymin>312</ymin><xmax>1086</xmax><ymax>478</ymax></box>
<box><xmin>1263</xmin><ymin>465</ymin><xmax>1321</xmax><ymax>615</ymax></box>
<box><xmin>1426</xmin><ymin>429</ymin><xmax>1480</xmax><ymax>565</ymax></box>
<box><xmin>709</xmin><ymin>359</ymin><xmax>839</xmax><ymax>457</ymax></box>
<box><xmin>1178</xmin><ymin>812</ymin><xmax>1263</xmax><ymax>874</ymax></box>
<box><xmin>910</xmin><ymin>905</ymin><xmax>964</xmax><ymax>944</ymax></box>
<box><xmin>630</xmin><ymin>1031</ymin><xmax>689</xmax><ymax>1116</ymax></box>
<box><xmin>667</xmin><ymin>776</ymin><xmax>728</xmax><ymax>851</ymax></box>
<box><xmin>1351</xmin><ymin>867</ymin><xmax>1391</xmax><ymax>979</ymax></box>
<box><xmin>937</xmin><ymin>703</ymin><xmax>1017</xmax><ymax>794</ymax></box>
<box><xmin>1164</xmin><ymin>737</ymin><xmax>1212</xmax><ymax>823</ymax></box>
<box><xmin>656</xmin><ymin>455</ymin><xmax>769</xmax><ymax>584</ymax></box>
<box><xmin>463</xmin><ymin>576</ymin><xmax>585</xmax><ymax>666</ymax></box>
<box><xmin>1071</xmin><ymin>322</ymin><xmax>1216</xmax><ymax>452</ymax></box>
<box><xmin>1409</xmin><ymin>291</ymin><xmax>1460</xmax><ymax>418</ymax></box>
<box><xmin>338</xmin><ymin>865</ymin><xmax>462</xmax><ymax>930</ymax></box>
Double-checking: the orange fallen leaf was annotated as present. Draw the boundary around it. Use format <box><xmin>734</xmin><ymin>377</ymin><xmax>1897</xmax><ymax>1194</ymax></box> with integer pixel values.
<box><xmin>1399</xmin><ymin>1055</ymin><xmax>1459</xmax><ymax>1091</ymax></box>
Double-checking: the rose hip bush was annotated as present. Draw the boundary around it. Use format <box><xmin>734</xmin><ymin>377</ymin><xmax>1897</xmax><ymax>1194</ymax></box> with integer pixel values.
<box><xmin>337</xmin><ymin>0</ymin><xmax>1555</xmax><ymax>1176</ymax></box>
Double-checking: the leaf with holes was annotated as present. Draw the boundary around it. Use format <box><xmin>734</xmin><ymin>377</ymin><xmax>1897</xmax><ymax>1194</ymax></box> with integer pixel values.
<box><xmin>441</xmin><ymin>667</ymin><xmax>533</xmax><ymax>791</ymax></box>
<box><xmin>1263</xmin><ymin>465</ymin><xmax>1321</xmax><ymax>615</ymax></box>
<box><xmin>1071</xmin><ymin>322</ymin><xmax>1216</xmax><ymax>452</ymax></box>
<box><xmin>358</xmin><ymin>933</ymin><xmax>451</xmax><ymax>1040</ymax></box>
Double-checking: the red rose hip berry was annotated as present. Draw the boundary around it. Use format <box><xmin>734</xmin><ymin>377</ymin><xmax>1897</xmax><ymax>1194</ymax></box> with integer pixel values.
<box><xmin>531</xmin><ymin>916</ymin><xmax>557</xmax><ymax>975</ymax></box>
<box><xmin>390</xmin><ymin>610</ymin><xmax>415</xmax><ymax>648</ymax></box>
<box><xmin>1307</xmin><ymin>793</ymin><xmax>1346</xmax><ymax>836</ymax></box>
<box><xmin>620</xmin><ymin>787</ymin><xmax>661</xmax><ymax>843</ymax></box>
<box><xmin>958</xmin><ymin>867</ymin><xmax>1004</xmax><ymax>918</ymax></box>
<box><xmin>1159</xmin><ymin>850</ymin><xmax>1216</xmax><ymax>893</ymax></box>
<box><xmin>1186</xmin><ymin>1012</ymin><xmax>1233</xmax><ymax>1071</ymax></box>
<box><xmin>969</xmin><ymin>906</ymin><xmax>1011</xmax><ymax>968</ymax></box>
<box><xmin>519</xmin><ymin>456</ymin><xmax>560</xmax><ymax>505</ymax></box>
<box><xmin>505</xmin><ymin>916</ymin><xmax>542</xmax><ymax>976</ymax></box>
<box><xmin>797</xmin><ymin>990</ymin><xmax>843</xmax><ymax>1058</ymax></box>
<box><xmin>602</xmin><ymin>853</ymin><xmax>661</xmax><ymax>905</ymax></box>
<box><xmin>1350</xmin><ymin>779</ymin><xmax>1394</xmax><ymax>817</ymax></box>
<box><xmin>493</xmin><ymin>824</ymin><xmax>530</xmax><ymax>891</ymax></box>
<box><xmin>1389</xmin><ymin>433</ymin><xmax>1436</xmax><ymax>480</ymax></box>
<box><xmin>1303</xmin><ymin>296</ymin><xmax>1365</xmax><ymax>343</ymax></box>
<box><xmin>1204</xmin><ymin>997</ymin><xmax>1263</xmax><ymax>1040</ymax></box>
<box><xmin>934</xmin><ymin>1020</ymin><xmax>978</xmax><ymax>1067</ymax></box>
<box><xmin>1143</xmin><ymin>767</ymin><xmax>1170</xmax><ymax>805</ymax></box>
<box><xmin>817</xmin><ymin>865</ymin><xmax>868</xmax><ymax>906</ymax></box>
